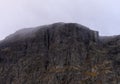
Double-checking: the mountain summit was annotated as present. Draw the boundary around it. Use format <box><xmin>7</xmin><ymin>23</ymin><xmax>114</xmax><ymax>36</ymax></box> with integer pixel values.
<box><xmin>0</xmin><ymin>23</ymin><xmax>119</xmax><ymax>84</ymax></box>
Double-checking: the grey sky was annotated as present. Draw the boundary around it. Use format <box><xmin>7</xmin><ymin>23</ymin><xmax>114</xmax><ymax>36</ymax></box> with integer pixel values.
<box><xmin>0</xmin><ymin>0</ymin><xmax>120</xmax><ymax>40</ymax></box>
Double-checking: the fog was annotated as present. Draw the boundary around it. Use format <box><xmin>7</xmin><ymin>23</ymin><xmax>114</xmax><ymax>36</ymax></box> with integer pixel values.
<box><xmin>0</xmin><ymin>0</ymin><xmax>120</xmax><ymax>40</ymax></box>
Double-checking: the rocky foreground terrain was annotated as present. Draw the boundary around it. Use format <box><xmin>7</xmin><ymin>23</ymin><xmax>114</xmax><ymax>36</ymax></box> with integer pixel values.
<box><xmin>0</xmin><ymin>23</ymin><xmax>119</xmax><ymax>84</ymax></box>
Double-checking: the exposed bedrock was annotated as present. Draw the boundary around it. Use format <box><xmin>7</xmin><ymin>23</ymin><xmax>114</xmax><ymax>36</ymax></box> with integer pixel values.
<box><xmin>0</xmin><ymin>23</ymin><xmax>119</xmax><ymax>84</ymax></box>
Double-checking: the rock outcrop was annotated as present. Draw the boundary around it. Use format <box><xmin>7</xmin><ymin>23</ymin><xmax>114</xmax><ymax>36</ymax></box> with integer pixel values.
<box><xmin>0</xmin><ymin>23</ymin><xmax>119</xmax><ymax>84</ymax></box>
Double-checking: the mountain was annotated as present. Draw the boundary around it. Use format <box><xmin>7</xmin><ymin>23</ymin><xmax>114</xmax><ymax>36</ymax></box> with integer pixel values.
<box><xmin>0</xmin><ymin>23</ymin><xmax>119</xmax><ymax>84</ymax></box>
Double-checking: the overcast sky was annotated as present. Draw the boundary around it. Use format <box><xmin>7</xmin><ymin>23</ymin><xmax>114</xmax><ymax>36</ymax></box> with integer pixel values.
<box><xmin>0</xmin><ymin>0</ymin><xmax>120</xmax><ymax>40</ymax></box>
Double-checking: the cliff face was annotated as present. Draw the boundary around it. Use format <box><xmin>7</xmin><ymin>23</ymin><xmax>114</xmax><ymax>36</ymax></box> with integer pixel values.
<box><xmin>0</xmin><ymin>23</ymin><xmax>119</xmax><ymax>84</ymax></box>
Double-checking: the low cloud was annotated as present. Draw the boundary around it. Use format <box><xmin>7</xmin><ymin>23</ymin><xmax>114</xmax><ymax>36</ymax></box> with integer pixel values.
<box><xmin>0</xmin><ymin>0</ymin><xmax>120</xmax><ymax>40</ymax></box>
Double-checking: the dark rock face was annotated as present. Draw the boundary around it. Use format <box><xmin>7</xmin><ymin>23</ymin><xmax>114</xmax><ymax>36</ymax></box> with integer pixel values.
<box><xmin>0</xmin><ymin>23</ymin><xmax>119</xmax><ymax>84</ymax></box>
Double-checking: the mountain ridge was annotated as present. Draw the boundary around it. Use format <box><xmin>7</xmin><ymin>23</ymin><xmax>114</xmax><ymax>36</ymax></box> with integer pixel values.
<box><xmin>0</xmin><ymin>22</ymin><xmax>119</xmax><ymax>84</ymax></box>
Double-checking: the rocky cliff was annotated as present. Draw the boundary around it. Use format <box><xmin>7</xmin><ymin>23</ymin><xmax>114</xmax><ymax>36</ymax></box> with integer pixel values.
<box><xmin>0</xmin><ymin>23</ymin><xmax>119</xmax><ymax>84</ymax></box>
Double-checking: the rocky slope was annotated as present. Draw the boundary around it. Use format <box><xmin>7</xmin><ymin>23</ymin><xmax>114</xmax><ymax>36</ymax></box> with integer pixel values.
<box><xmin>0</xmin><ymin>23</ymin><xmax>119</xmax><ymax>84</ymax></box>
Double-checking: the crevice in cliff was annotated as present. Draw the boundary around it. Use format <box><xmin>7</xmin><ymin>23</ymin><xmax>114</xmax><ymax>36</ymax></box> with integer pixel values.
<box><xmin>44</xmin><ymin>29</ymin><xmax>50</xmax><ymax>50</ymax></box>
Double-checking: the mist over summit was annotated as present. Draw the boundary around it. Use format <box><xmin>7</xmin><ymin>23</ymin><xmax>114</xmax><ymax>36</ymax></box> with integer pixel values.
<box><xmin>1</xmin><ymin>23</ymin><xmax>98</xmax><ymax>44</ymax></box>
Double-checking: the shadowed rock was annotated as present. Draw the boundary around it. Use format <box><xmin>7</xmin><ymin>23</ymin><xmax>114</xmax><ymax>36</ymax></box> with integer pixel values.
<box><xmin>0</xmin><ymin>23</ymin><xmax>119</xmax><ymax>84</ymax></box>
